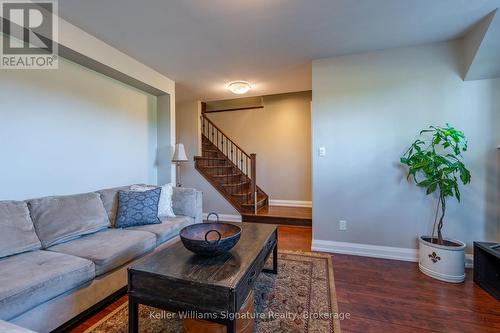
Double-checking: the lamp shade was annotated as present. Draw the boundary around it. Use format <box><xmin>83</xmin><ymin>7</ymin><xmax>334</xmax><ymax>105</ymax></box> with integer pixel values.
<box><xmin>172</xmin><ymin>143</ymin><xmax>188</xmax><ymax>162</ymax></box>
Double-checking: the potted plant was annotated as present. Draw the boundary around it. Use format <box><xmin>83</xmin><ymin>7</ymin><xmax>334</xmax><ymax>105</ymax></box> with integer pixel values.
<box><xmin>401</xmin><ymin>124</ymin><xmax>471</xmax><ymax>283</ymax></box>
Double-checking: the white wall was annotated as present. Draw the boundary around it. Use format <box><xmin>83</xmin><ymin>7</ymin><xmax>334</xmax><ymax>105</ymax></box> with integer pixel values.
<box><xmin>312</xmin><ymin>41</ymin><xmax>500</xmax><ymax>253</ymax></box>
<box><xmin>0</xmin><ymin>58</ymin><xmax>159</xmax><ymax>200</ymax></box>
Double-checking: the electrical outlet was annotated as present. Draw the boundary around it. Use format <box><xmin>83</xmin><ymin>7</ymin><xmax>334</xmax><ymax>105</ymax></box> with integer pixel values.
<box><xmin>339</xmin><ymin>220</ymin><xmax>347</xmax><ymax>231</ymax></box>
<box><xmin>319</xmin><ymin>146</ymin><xmax>326</xmax><ymax>157</ymax></box>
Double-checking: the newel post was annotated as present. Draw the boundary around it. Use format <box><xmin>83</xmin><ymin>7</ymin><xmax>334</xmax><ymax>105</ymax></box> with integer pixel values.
<box><xmin>250</xmin><ymin>153</ymin><xmax>257</xmax><ymax>214</ymax></box>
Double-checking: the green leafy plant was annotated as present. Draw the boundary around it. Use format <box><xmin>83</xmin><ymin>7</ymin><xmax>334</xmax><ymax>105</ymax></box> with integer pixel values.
<box><xmin>400</xmin><ymin>124</ymin><xmax>471</xmax><ymax>245</ymax></box>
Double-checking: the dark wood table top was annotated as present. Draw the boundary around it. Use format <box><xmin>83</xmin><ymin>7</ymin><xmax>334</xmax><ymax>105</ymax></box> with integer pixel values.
<box><xmin>130</xmin><ymin>222</ymin><xmax>277</xmax><ymax>288</ymax></box>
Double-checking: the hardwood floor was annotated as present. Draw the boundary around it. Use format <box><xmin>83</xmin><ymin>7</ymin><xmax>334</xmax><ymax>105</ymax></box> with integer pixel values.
<box><xmin>70</xmin><ymin>226</ymin><xmax>499</xmax><ymax>333</ymax></box>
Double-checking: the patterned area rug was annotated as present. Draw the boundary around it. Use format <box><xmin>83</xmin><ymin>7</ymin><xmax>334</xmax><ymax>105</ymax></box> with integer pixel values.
<box><xmin>85</xmin><ymin>251</ymin><xmax>341</xmax><ymax>333</ymax></box>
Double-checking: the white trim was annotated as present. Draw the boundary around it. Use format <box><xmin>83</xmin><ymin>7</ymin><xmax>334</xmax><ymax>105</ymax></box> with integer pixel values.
<box><xmin>312</xmin><ymin>239</ymin><xmax>418</xmax><ymax>262</ymax></box>
<box><xmin>203</xmin><ymin>213</ymin><xmax>242</xmax><ymax>222</ymax></box>
<box><xmin>312</xmin><ymin>239</ymin><xmax>474</xmax><ymax>268</ymax></box>
<box><xmin>269</xmin><ymin>200</ymin><xmax>312</xmax><ymax>208</ymax></box>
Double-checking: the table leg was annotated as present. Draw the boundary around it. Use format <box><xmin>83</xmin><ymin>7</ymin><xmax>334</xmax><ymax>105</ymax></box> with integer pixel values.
<box><xmin>263</xmin><ymin>243</ymin><xmax>278</xmax><ymax>275</ymax></box>
<box><xmin>226</xmin><ymin>319</ymin><xmax>236</xmax><ymax>333</ymax></box>
<box><xmin>271</xmin><ymin>243</ymin><xmax>278</xmax><ymax>274</ymax></box>
<box><xmin>128</xmin><ymin>298</ymin><xmax>138</xmax><ymax>333</ymax></box>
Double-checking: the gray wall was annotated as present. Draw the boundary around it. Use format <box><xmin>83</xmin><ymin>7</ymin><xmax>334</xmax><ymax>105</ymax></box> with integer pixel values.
<box><xmin>312</xmin><ymin>40</ymin><xmax>500</xmax><ymax>252</ymax></box>
<box><xmin>0</xmin><ymin>58</ymin><xmax>163</xmax><ymax>200</ymax></box>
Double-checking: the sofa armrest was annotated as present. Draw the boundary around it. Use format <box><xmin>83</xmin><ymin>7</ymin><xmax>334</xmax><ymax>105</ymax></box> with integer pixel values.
<box><xmin>172</xmin><ymin>187</ymin><xmax>203</xmax><ymax>224</ymax></box>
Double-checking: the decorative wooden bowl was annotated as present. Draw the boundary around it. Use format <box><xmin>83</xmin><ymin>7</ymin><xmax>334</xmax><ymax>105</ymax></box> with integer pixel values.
<box><xmin>180</xmin><ymin>222</ymin><xmax>242</xmax><ymax>257</ymax></box>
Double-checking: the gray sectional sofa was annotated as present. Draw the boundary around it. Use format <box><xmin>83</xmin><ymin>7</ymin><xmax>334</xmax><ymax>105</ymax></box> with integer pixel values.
<box><xmin>0</xmin><ymin>185</ymin><xmax>202</xmax><ymax>333</ymax></box>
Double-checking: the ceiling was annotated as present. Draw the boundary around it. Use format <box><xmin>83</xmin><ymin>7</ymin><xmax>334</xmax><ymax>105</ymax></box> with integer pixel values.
<box><xmin>58</xmin><ymin>0</ymin><xmax>500</xmax><ymax>102</ymax></box>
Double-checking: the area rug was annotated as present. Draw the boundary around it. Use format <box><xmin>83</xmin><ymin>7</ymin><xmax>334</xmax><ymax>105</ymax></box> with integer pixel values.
<box><xmin>84</xmin><ymin>251</ymin><xmax>341</xmax><ymax>333</ymax></box>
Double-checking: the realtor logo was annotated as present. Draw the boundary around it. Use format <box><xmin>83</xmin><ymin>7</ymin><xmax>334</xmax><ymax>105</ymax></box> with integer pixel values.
<box><xmin>1</xmin><ymin>0</ymin><xmax>58</xmax><ymax>69</ymax></box>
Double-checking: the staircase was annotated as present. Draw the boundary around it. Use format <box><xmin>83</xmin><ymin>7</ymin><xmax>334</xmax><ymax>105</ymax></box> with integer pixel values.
<box><xmin>194</xmin><ymin>112</ymin><xmax>269</xmax><ymax>215</ymax></box>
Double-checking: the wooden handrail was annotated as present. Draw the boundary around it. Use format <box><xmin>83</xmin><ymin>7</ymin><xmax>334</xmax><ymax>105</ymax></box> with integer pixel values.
<box><xmin>204</xmin><ymin>105</ymin><xmax>264</xmax><ymax>114</ymax></box>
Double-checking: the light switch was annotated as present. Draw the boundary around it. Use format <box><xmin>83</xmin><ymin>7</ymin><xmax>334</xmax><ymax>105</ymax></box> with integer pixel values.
<box><xmin>319</xmin><ymin>146</ymin><xmax>326</xmax><ymax>157</ymax></box>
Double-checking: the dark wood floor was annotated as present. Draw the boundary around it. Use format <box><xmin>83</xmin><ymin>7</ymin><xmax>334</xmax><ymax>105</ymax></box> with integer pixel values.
<box><xmin>70</xmin><ymin>226</ymin><xmax>500</xmax><ymax>333</ymax></box>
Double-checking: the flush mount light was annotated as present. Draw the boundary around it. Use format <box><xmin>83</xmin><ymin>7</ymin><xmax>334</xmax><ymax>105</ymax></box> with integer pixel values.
<box><xmin>227</xmin><ymin>81</ymin><xmax>252</xmax><ymax>94</ymax></box>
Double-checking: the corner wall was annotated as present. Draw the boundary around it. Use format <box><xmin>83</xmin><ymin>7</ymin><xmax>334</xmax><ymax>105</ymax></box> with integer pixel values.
<box><xmin>0</xmin><ymin>58</ymin><xmax>160</xmax><ymax>200</ymax></box>
<box><xmin>312</xmin><ymin>40</ymin><xmax>500</xmax><ymax>255</ymax></box>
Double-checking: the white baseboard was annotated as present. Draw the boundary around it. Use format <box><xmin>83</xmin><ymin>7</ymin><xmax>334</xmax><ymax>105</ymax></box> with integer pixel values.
<box><xmin>312</xmin><ymin>239</ymin><xmax>474</xmax><ymax>268</ymax></box>
<box><xmin>269</xmin><ymin>199</ymin><xmax>312</xmax><ymax>208</ymax></box>
<box><xmin>203</xmin><ymin>212</ymin><xmax>241</xmax><ymax>222</ymax></box>
<box><xmin>312</xmin><ymin>239</ymin><xmax>418</xmax><ymax>262</ymax></box>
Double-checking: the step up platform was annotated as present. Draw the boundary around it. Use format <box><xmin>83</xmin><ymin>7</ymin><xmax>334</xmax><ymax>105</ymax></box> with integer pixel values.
<box><xmin>242</xmin><ymin>206</ymin><xmax>312</xmax><ymax>227</ymax></box>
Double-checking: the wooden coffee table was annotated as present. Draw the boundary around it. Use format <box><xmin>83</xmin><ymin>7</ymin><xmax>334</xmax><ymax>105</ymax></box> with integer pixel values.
<box><xmin>127</xmin><ymin>222</ymin><xmax>278</xmax><ymax>333</ymax></box>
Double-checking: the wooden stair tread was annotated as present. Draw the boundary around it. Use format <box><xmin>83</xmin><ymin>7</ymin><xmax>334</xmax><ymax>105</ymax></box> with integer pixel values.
<box><xmin>195</xmin><ymin>156</ymin><xmax>226</xmax><ymax>161</ymax></box>
<box><xmin>212</xmin><ymin>173</ymin><xmax>241</xmax><ymax>177</ymax></box>
<box><xmin>232</xmin><ymin>192</ymin><xmax>253</xmax><ymax>197</ymax></box>
<box><xmin>202</xmin><ymin>165</ymin><xmax>232</xmax><ymax>169</ymax></box>
<box><xmin>221</xmin><ymin>181</ymin><xmax>250</xmax><ymax>187</ymax></box>
<box><xmin>241</xmin><ymin>195</ymin><xmax>267</xmax><ymax>207</ymax></box>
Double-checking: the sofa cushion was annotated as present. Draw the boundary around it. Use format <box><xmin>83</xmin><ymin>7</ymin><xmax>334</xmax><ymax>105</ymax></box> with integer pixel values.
<box><xmin>28</xmin><ymin>192</ymin><xmax>110</xmax><ymax>248</ymax></box>
<box><xmin>116</xmin><ymin>188</ymin><xmax>161</xmax><ymax>228</ymax></box>
<box><xmin>130</xmin><ymin>184</ymin><xmax>176</xmax><ymax>218</ymax></box>
<box><xmin>0</xmin><ymin>201</ymin><xmax>41</xmax><ymax>258</ymax></box>
<box><xmin>0</xmin><ymin>250</ymin><xmax>95</xmax><ymax>321</ymax></box>
<box><xmin>96</xmin><ymin>186</ymin><xmax>131</xmax><ymax>226</ymax></box>
<box><xmin>47</xmin><ymin>229</ymin><xmax>156</xmax><ymax>276</ymax></box>
<box><xmin>127</xmin><ymin>216</ymin><xmax>194</xmax><ymax>246</ymax></box>
<box><xmin>172</xmin><ymin>187</ymin><xmax>199</xmax><ymax>219</ymax></box>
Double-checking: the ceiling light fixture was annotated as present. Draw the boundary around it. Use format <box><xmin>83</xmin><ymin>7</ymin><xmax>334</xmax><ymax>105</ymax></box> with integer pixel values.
<box><xmin>227</xmin><ymin>81</ymin><xmax>252</xmax><ymax>94</ymax></box>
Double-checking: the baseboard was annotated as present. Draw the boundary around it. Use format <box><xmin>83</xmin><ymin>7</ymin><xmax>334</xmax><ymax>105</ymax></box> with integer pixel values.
<box><xmin>269</xmin><ymin>200</ymin><xmax>312</xmax><ymax>208</ymax></box>
<box><xmin>312</xmin><ymin>239</ymin><xmax>474</xmax><ymax>268</ymax></box>
<box><xmin>203</xmin><ymin>212</ymin><xmax>242</xmax><ymax>222</ymax></box>
<box><xmin>312</xmin><ymin>239</ymin><xmax>418</xmax><ymax>262</ymax></box>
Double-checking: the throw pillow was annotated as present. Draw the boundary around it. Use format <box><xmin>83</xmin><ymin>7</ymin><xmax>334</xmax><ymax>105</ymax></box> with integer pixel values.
<box><xmin>116</xmin><ymin>188</ymin><xmax>161</xmax><ymax>228</ymax></box>
<box><xmin>130</xmin><ymin>183</ymin><xmax>176</xmax><ymax>218</ymax></box>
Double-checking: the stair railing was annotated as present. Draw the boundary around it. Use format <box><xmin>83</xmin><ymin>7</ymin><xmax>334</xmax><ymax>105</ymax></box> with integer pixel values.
<box><xmin>201</xmin><ymin>112</ymin><xmax>258</xmax><ymax>214</ymax></box>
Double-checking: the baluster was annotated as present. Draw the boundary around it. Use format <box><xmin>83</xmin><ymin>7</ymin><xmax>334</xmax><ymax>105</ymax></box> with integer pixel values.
<box><xmin>250</xmin><ymin>154</ymin><xmax>257</xmax><ymax>214</ymax></box>
<box><xmin>240</xmin><ymin>152</ymin><xmax>243</xmax><ymax>175</ymax></box>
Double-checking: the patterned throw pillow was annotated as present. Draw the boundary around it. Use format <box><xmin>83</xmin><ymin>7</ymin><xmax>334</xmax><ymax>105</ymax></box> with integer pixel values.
<box><xmin>130</xmin><ymin>184</ymin><xmax>176</xmax><ymax>218</ymax></box>
<box><xmin>116</xmin><ymin>188</ymin><xmax>161</xmax><ymax>228</ymax></box>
